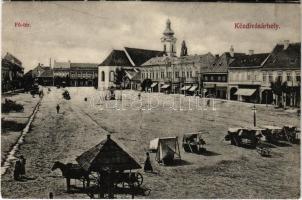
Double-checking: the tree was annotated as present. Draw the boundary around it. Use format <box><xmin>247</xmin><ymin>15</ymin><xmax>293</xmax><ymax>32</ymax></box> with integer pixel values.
<box><xmin>271</xmin><ymin>77</ymin><xmax>290</xmax><ymax>108</ymax></box>
<box><xmin>141</xmin><ymin>79</ymin><xmax>152</xmax><ymax>92</ymax></box>
<box><xmin>114</xmin><ymin>68</ymin><xmax>126</xmax><ymax>88</ymax></box>
<box><xmin>93</xmin><ymin>77</ymin><xmax>98</xmax><ymax>89</ymax></box>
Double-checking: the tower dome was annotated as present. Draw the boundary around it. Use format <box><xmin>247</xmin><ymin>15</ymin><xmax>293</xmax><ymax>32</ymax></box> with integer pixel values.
<box><xmin>163</xmin><ymin>19</ymin><xmax>175</xmax><ymax>36</ymax></box>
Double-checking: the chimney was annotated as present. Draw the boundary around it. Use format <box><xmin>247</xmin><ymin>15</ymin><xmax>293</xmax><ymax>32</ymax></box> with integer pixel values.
<box><xmin>230</xmin><ymin>45</ymin><xmax>234</xmax><ymax>57</ymax></box>
<box><xmin>107</xmin><ymin>134</ymin><xmax>111</xmax><ymax>140</ymax></box>
<box><xmin>248</xmin><ymin>50</ymin><xmax>254</xmax><ymax>55</ymax></box>
<box><xmin>215</xmin><ymin>54</ymin><xmax>219</xmax><ymax>58</ymax></box>
<box><xmin>283</xmin><ymin>40</ymin><xmax>290</xmax><ymax>49</ymax></box>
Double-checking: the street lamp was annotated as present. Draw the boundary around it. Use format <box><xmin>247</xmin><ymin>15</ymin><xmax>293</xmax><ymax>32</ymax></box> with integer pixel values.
<box><xmin>252</xmin><ymin>104</ymin><xmax>257</xmax><ymax>127</ymax></box>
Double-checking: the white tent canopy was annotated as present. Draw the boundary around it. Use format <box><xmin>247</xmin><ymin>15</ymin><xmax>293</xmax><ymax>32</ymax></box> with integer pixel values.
<box><xmin>151</xmin><ymin>83</ymin><xmax>158</xmax><ymax>88</ymax></box>
<box><xmin>161</xmin><ymin>84</ymin><xmax>170</xmax><ymax>89</ymax></box>
<box><xmin>180</xmin><ymin>86</ymin><xmax>191</xmax><ymax>91</ymax></box>
<box><xmin>189</xmin><ymin>86</ymin><xmax>198</xmax><ymax>91</ymax></box>
<box><xmin>149</xmin><ymin>137</ymin><xmax>181</xmax><ymax>163</ymax></box>
<box><xmin>234</xmin><ymin>89</ymin><xmax>256</xmax><ymax>96</ymax></box>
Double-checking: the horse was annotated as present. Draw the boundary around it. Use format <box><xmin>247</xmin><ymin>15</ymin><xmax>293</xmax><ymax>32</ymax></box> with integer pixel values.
<box><xmin>51</xmin><ymin>161</ymin><xmax>90</xmax><ymax>192</ymax></box>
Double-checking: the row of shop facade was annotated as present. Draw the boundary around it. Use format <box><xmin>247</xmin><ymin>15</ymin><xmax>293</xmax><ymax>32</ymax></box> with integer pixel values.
<box><xmin>25</xmin><ymin>61</ymin><xmax>98</xmax><ymax>87</ymax></box>
<box><xmin>97</xmin><ymin>41</ymin><xmax>300</xmax><ymax>108</ymax></box>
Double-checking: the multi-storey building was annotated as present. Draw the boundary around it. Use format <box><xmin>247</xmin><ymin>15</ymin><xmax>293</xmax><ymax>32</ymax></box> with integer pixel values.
<box><xmin>228</xmin><ymin>50</ymin><xmax>269</xmax><ymax>103</ymax></box>
<box><xmin>1</xmin><ymin>52</ymin><xmax>24</xmax><ymax>91</ymax></box>
<box><xmin>141</xmin><ymin>19</ymin><xmax>215</xmax><ymax>94</ymax></box>
<box><xmin>202</xmin><ymin>46</ymin><xmax>245</xmax><ymax>99</ymax></box>
<box><xmin>69</xmin><ymin>63</ymin><xmax>98</xmax><ymax>87</ymax></box>
<box><xmin>261</xmin><ymin>41</ymin><xmax>300</xmax><ymax>107</ymax></box>
<box><xmin>52</xmin><ymin>60</ymin><xmax>98</xmax><ymax>87</ymax></box>
<box><xmin>141</xmin><ymin>53</ymin><xmax>215</xmax><ymax>94</ymax></box>
<box><xmin>53</xmin><ymin>60</ymin><xmax>70</xmax><ymax>78</ymax></box>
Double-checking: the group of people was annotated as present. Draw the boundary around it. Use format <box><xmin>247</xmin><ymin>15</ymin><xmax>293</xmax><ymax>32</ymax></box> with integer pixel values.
<box><xmin>13</xmin><ymin>155</ymin><xmax>26</xmax><ymax>180</ymax></box>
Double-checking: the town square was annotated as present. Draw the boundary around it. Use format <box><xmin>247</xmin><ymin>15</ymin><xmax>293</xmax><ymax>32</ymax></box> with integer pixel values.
<box><xmin>1</xmin><ymin>2</ymin><xmax>301</xmax><ymax>199</ymax></box>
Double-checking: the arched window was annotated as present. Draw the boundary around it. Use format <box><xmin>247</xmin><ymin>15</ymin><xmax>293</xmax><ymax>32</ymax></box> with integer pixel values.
<box><xmin>109</xmin><ymin>71</ymin><xmax>114</xmax><ymax>82</ymax></box>
<box><xmin>101</xmin><ymin>71</ymin><xmax>105</xmax><ymax>81</ymax></box>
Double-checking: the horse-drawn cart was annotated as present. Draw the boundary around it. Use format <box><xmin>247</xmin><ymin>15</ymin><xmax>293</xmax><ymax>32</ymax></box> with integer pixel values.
<box><xmin>182</xmin><ymin>132</ymin><xmax>206</xmax><ymax>153</ymax></box>
<box><xmin>76</xmin><ymin>134</ymin><xmax>145</xmax><ymax>198</ymax></box>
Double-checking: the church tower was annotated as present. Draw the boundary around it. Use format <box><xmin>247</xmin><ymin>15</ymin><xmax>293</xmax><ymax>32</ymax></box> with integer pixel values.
<box><xmin>180</xmin><ymin>40</ymin><xmax>188</xmax><ymax>56</ymax></box>
<box><xmin>161</xmin><ymin>19</ymin><xmax>177</xmax><ymax>57</ymax></box>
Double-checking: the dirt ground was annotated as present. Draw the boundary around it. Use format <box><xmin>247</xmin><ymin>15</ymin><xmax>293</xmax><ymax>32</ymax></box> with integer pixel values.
<box><xmin>1</xmin><ymin>87</ymin><xmax>300</xmax><ymax>198</ymax></box>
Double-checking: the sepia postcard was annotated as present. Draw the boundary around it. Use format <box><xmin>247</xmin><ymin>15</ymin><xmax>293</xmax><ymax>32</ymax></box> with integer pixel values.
<box><xmin>1</xmin><ymin>1</ymin><xmax>301</xmax><ymax>199</ymax></box>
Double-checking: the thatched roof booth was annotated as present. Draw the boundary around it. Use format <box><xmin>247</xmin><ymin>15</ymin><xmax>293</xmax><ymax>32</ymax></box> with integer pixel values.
<box><xmin>76</xmin><ymin>135</ymin><xmax>141</xmax><ymax>172</ymax></box>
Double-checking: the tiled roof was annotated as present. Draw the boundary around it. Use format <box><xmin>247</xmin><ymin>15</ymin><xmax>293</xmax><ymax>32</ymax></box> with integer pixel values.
<box><xmin>53</xmin><ymin>61</ymin><xmax>70</xmax><ymax>69</ymax></box>
<box><xmin>142</xmin><ymin>53</ymin><xmax>215</xmax><ymax>69</ymax></box>
<box><xmin>124</xmin><ymin>47</ymin><xmax>165</xmax><ymax>66</ymax></box>
<box><xmin>76</xmin><ymin>136</ymin><xmax>141</xmax><ymax>172</ymax></box>
<box><xmin>39</xmin><ymin>69</ymin><xmax>53</xmax><ymax>78</ymax></box>
<box><xmin>24</xmin><ymin>70</ymin><xmax>33</xmax><ymax>78</ymax></box>
<box><xmin>204</xmin><ymin>52</ymin><xmax>245</xmax><ymax>73</ymax></box>
<box><xmin>99</xmin><ymin>50</ymin><xmax>132</xmax><ymax>66</ymax></box>
<box><xmin>70</xmin><ymin>63</ymin><xmax>98</xmax><ymax>69</ymax></box>
<box><xmin>3</xmin><ymin>52</ymin><xmax>22</xmax><ymax>67</ymax></box>
<box><xmin>229</xmin><ymin>53</ymin><xmax>269</xmax><ymax>68</ymax></box>
<box><xmin>262</xmin><ymin>42</ymin><xmax>300</xmax><ymax>70</ymax></box>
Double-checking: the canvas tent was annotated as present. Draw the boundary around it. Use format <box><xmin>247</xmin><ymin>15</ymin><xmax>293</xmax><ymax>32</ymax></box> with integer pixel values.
<box><xmin>149</xmin><ymin>137</ymin><xmax>181</xmax><ymax>164</ymax></box>
<box><xmin>76</xmin><ymin>135</ymin><xmax>141</xmax><ymax>172</ymax></box>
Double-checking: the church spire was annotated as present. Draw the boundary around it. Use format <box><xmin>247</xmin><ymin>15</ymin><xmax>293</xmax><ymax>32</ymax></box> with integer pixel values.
<box><xmin>180</xmin><ymin>40</ymin><xmax>188</xmax><ymax>56</ymax></box>
<box><xmin>161</xmin><ymin>19</ymin><xmax>177</xmax><ymax>57</ymax></box>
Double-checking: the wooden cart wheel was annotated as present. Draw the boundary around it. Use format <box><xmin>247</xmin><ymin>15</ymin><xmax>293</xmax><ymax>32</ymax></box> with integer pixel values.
<box><xmin>134</xmin><ymin>173</ymin><xmax>143</xmax><ymax>186</ymax></box>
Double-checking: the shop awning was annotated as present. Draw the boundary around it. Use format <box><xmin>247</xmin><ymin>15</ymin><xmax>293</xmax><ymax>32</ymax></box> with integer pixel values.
<box><xmin>234</xmin><ymin>89</ymin><xmax>256</xmax><ymax>96</ymax></box>
<box><xmin>151</xmin><ymin>83</ymin><xmax>158</xmax><ymax>88</ymax></box>
<box><xmin>180</xmin><ymin>86</ymin><xmax>191</xmax><ymax>91</ymax></box>
<box><xmin>203</xmin><ymin>84</ymin><xmax>215</xmax><ymax>88</ymax></box>
<box><xmin>161</xmin><ymin>84</ymin><xmax>170</xmax><ymax>89</ymax></box>
<box><xmin>189</xmin><ymin>86</ymin><xmax>198</xmax><ymax>91</ymax></box>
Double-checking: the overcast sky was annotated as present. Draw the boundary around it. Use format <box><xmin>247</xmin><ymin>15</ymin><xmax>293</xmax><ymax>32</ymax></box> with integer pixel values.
<box><xmin>2</xmin><ymin>2</ymin><xmax>300</xmax><ymax>72</ymax></box>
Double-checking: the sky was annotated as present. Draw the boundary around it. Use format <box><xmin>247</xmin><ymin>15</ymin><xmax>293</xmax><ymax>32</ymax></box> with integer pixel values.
<box><xmin>2</xmin><ymin>2</ymin><xmax>301</xmax><ymax>72</ymax></box>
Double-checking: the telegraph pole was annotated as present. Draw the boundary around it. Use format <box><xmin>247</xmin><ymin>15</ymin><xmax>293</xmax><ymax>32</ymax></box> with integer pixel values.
<box><xmin>252</xmin><ymin>104</ymin><xmax>257</xmax><ymax>127</ymax></box>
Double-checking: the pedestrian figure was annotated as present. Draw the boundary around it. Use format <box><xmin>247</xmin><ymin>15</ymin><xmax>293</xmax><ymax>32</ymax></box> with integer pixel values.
<box><xmin>13</xmin><ymin>160</ymin><xmax>22</xmax><ymax>180</ymax></box>
<box><xmin>19</xmin><ymin>155</ymin><xmax>26</xmax><ymax>178</ymax></box>
<box><xmin>207</xmin><ymin>99</ymin><xmax>210</xmax><ymax>107</ymax></box>
<box><xmin>56</xmin><ymin>104</ymin><xmax>60</xmax><ymax>114</ymax></box>
<box><xmin>144</xmin><ymin>152</ymin><xmax>153</xmax><ymax>172</ymax></box>
<box><xmin>138</xmin><ymin>93</ymin><xmax>141</xmax><ymax>100</ymax></box>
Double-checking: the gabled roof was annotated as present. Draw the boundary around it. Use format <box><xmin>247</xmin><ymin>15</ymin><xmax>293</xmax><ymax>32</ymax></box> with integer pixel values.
<box><xmin>39</xmin><ymin>68</ymin><xmax>53</xmax><ymax>78</ymax></box>
<box><xmin>204</xmin><ymin>52</ymin><xmax>245</xmax><ymax>73</ymax></box>
<box><xmin>99</xmin><ymin>50</ymin><xmax>132</xmax><ymax>67</ymax></box>
<box><xmin>76</xmin><ymin>135</ymin><xmax>141</xmax><ymax>172</ymax></box>
<box><xmin>3</xmin><ymin>52</ymin><xmax>22</xmax><ymax>67</ymax></box>
<box><xmin>124</xmin><ymin>47</ymin><xmax>165</xmax><ymax>66</ymax></box>
<box><xmin>262</xmin><ymin>42</ymin><xmax>300</xmax><ymax>70</ymax></box>
<box><xmin>70</xmin><ymin>63</ymin><xmax>98</xmax><ymax>69</ymax></box>
<box><xmin>229</xmin><ymin>53</ymin><xmax>269</xmax><ymax>68</ymax></box>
